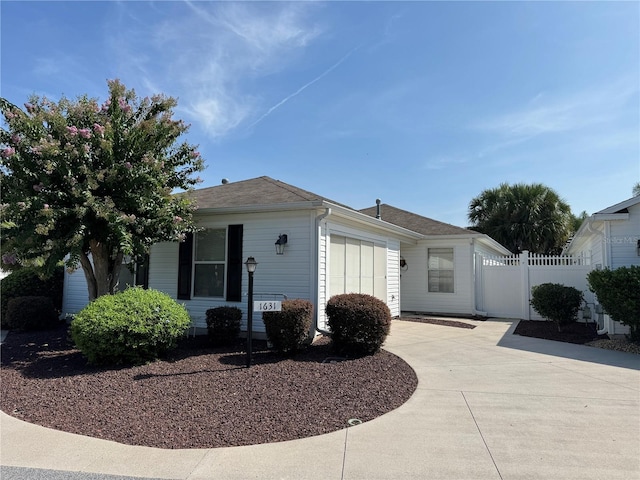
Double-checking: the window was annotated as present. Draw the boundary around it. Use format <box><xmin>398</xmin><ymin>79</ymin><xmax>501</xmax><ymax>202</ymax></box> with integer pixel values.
<box><xmin>177</xmin><ymin>226</ymin><xmax>243</xmax><ymax>301</ymax></box>
<box><xmin>428</xmin><ymin>248</ymin><xmax>454</xmax><ymax>293</ymax></box>
<box><xmin>193</xmin><ymin>228</ymin><xmax>226</xmax><ymax>297</ymax></box>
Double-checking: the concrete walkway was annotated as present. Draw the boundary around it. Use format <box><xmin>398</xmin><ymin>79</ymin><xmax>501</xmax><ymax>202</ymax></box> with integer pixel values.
<box><xmin>1</xmin><ymin>319</ymin><xmax>639</xmax><ymax>479</ymax></box>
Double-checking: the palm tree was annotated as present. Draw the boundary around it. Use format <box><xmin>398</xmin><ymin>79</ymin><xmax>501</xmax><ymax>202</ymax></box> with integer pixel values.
<box><xmin>468</xmin><ymin>183</ymin><xmax>573</xmax><ymax>254</ymax></box>
<box><xmin>633</xmin><ymin>182</ymin><xmax>640</xmax><ymax>197</ymax></box>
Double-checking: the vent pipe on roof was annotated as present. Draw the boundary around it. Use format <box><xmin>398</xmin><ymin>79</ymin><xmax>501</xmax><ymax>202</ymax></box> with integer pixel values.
<box><xmin>222</xmin><ymin>178</ymin><xmax>229</xmax><ymax>185</ymax></box>
<box><xmin>376</xmin><ymin>198</ymin><xmax>381</xmax><ymax>219</ymax></box>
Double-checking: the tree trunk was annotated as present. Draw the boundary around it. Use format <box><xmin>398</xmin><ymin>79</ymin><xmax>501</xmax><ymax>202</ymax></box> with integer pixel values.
<box><xmin>79</xmin><ymin>251</ymin><xmax>98</xmax><ymax>302</ymax></box>
<box><xmin>79</xmin><ymin>240</ymin><xmax>125</xmax><ymax>302</ymax></box>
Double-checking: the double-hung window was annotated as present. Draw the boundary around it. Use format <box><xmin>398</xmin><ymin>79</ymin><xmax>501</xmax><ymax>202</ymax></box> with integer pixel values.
<box><xmin>193</xmin><ymin>228</ymin><xmax>227</xmax><ymax>297</ymax></box>
<box><xmin>427</xmin><ymin>248</ymin><xmax>454</xmax><ymax>293</ymax></box>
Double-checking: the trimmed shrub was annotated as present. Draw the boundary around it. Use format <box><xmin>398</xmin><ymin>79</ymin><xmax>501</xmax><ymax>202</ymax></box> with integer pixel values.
<box><xmin>530</xmin><ymin>283</ymin><xmax>583</xmax><ymax>332</ymax></box>
<box><xmin>70</xmin><ymin>287</ymin><xmax>191</xmax><ymax>365</ymax></box>
<box><xmin>588</xmin><ymin>266</ymin><xmax>640</xmax><ymax>342</ymax></box>
<box><xmin>1</xmin><ymin>266</ymin><xmax>64</xmax><ymax>328</ymax></box>
<box><xmin>262</xmin><ymin>299</ymin><xmax>313</xmax><ymax>354</ymax></box>
<box><xmin>206</xmin><ymin>306</ymin><xmax>242</xmax><ymax>345</ymax></box>
<box><xmin>5</xmin><ymin>296</ymin><xmax>60</xmax><ymax>331</ymax></box>
<box><xmin>325</xmin><ymin>293</ymin><xmax>391</xmax><ymax>356</ymax></box>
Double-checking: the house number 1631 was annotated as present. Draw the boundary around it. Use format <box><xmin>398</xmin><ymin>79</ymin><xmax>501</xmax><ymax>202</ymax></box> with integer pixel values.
<box><xmin>254</xmin><ymin>301</ymin><xmax>282</xmax><ymax>312</ymax></box>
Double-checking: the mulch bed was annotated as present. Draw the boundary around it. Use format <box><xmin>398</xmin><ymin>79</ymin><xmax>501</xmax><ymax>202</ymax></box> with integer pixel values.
<box><xmin>513</xmin><ymin>320</ymin><xmax>602</xmax><ymax>344</ymax></box>
<box><xmin>0</xmin><ymin>325</ymin><xmax>417</xmax><ymax>449</ymax></box>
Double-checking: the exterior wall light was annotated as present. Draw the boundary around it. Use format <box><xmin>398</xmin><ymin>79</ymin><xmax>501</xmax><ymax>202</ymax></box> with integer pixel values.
<box><xmin>275</xmin><ymin>234</ymin><xmax>288</xmax><ymax>255</ymax></box>
<box><xmin>637</xmin><ymin>239</ymin><xmax>640</xmax><ymax>256</ymax></box>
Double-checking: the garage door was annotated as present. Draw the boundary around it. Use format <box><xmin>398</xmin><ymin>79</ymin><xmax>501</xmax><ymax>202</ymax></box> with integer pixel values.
<box><xmin>329</xmin><ymin>235</ymin><xmax>387</xmax><ymax>301</ymax></box>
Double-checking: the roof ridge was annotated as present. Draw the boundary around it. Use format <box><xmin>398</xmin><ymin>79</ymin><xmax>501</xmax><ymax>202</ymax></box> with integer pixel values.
<box><xmin>262</xmin><ymin>176</ymin><xmax>319</xmax><ymax>202</ymax></box>
<box><xmin>364</xmin><ymin>203</ymin><xmax>470</xmax><ymax>231</ymax></box>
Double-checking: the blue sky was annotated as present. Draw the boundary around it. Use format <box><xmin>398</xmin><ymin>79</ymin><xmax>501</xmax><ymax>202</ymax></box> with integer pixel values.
<box><xmin>1</xmin><ymin>1</ymin><xmax>638</xmax><ymax>227</ymax></box>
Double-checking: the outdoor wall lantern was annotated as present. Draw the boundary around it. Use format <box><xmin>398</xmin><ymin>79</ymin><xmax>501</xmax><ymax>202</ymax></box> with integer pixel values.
<box><xmin>637</xmin><ymin>239</ymin><xmax>640</xmax><ymax>256</ymax></box>
<box><xmin>275</xmin><ymin>234</ymin><xmax>288</xmax><ymax>255</ymax></box>
<box><xmin>244</xmin><ymin>256</ymin><xmax>258</xmax><ymax>367</ymax></box>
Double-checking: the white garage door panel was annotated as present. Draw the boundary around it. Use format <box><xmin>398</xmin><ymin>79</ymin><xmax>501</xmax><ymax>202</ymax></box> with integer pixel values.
<box><xmin>374</xmin><ymin>244</ymin><xmax>387</xmax><ymax>300</ymax></box>
<box><xmin>330</xmin><ymin>235</ymin><xmax>387</xmax><ymax>302</ymax></box>
<box><xmin>329</xmin><ymin>236</ymin><xmax>345</xmax><ymax>297</ymax></box>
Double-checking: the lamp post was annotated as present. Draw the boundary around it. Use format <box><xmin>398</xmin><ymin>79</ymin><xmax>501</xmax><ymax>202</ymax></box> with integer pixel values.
<box><xmin>244</xmin><ymin>256</ymin><xmax>258</xmax><ymax>368</ymax></box>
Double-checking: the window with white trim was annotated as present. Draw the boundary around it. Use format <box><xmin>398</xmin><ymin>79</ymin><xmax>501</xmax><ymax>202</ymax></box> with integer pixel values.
<box><xmin>193</xmin><ymin>228</ymin><xmax>226</xmax><ymax>297</ymax></box>
<box><xmin>428</xmin><ymin>248</ymin><xmax>454</xmax><ymax>293</ymax></box>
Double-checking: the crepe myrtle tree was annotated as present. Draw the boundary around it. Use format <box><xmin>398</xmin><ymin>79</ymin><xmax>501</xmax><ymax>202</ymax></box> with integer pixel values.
<box><xmin>0</xmin><ymin>79</ymin><xmax>204</xmax><ymax>300</ymax></box>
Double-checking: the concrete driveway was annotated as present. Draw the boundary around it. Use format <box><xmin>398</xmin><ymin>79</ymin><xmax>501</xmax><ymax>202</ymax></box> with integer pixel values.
<box><xmin>1</xmin><ymin>319</ymin><xmax>639</xmax><ymax>479</ymax></box>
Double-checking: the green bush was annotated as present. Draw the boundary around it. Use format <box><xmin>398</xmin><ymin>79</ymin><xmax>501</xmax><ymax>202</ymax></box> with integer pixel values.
<box><xmin>206</xmin><ymin>306</ymin><xmax>242</xmax><ymax>345</ymax></box>
<box><xmin>5</xmin><ymin>296</ymin><xmax>60</xmax><ymax>331</ymax></box>
<box><xmin>262</xmin><ymin>299</ymin><xmax>313</xmax><ymax>354</ymax></box>
<box><xmin>325</xmin><ymin>293</ymin><xmax>391</xmax><ymax>356</ymax></box>
<box><xmin>588</xmin><ymin>266</ymin><xmax>640</xmax><ymax>342</ymax></box>
<box><xmin>1</xmin><ymin>266</ymin><xmax>64</xmax><ymax>328</ymax></box>
<box><xmin>530</xmin><ymin>283</ymin><xmax>583</xmax><ymax>332</ymax></box>
<box><xmin>70</xmin><ymin>287</ymin><xmax>191</xmax><ymax>365</ymax></box>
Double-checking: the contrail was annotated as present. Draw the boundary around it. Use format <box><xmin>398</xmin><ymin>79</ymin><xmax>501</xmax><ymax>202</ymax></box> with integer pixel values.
<box><xmin>248</xmin><ymin>46</ymin><xmax>361</xmax><ymax>129</ymax></box>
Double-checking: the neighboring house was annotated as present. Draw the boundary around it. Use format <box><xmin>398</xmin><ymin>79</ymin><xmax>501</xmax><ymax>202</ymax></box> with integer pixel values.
<box><xmin>62</xmin><ymin>176</ymin><xmax>510</xmax><ymax>335</ymax></box>
<box><xmin>562</xmin><ymin>195</ymin><xmax>640</xmax><ymax>335</ymax></box>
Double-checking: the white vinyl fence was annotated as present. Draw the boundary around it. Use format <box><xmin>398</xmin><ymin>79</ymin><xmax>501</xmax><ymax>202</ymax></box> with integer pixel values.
<box><xmin>475</xmin><ymin>251</ymin><xmax>594</xmax><ymax>320</ymax></box>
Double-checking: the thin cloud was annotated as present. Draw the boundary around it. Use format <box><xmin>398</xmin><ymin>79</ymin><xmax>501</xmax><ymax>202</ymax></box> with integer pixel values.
<box><xmin>248</xmin><ymin>46</ymin><xmax>360</xmax><ymax>130</ymax></box>
<box><xmin>108</xmin><ymin>1</ymin><xmax>322</xmax><ymax>139</ymax></box>
<box><xmin>475</xmin><ymin>78</ymin><xmax>638</xmax><ymax>140</ymax></box>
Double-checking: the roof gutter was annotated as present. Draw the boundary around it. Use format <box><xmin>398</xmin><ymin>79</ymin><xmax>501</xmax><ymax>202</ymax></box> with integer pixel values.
<box><xmin>325</xmin><ymin>202</ymin><xmax>422</xmax><ymax>243</ymax></box>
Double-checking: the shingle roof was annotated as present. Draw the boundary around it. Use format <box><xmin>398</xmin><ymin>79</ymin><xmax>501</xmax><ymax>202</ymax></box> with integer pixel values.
<box><xmin>359</xmin><ymin>204</ymin><xmax>476</xmax><ymax>236</ymax></box>
<box><xmin>186</xmin><ymin>176</ymin><xmax>342</xmax><ymax>209</ymax></box>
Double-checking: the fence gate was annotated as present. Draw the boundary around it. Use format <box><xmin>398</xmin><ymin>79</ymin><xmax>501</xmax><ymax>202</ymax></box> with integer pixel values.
<box><xmin>475</xmin><ymin>251</ymin><xmax>593</xmax><ymax>320</ymax></box>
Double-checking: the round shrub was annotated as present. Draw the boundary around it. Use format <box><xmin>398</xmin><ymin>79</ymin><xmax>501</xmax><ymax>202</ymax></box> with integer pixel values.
<box><xmin>1</xmin><ymin>266</ymin><xmax>64</xmax><ymax>328</ymax></box>
<box><xmin>6</xmin><ymin>296</ymin><xmax>60</xmax><ymax>331</ymax></box>
<box><xmin>530</xmin><ymin>283</ymin><xmax>583</xmax><ymax>332</ymax></box>
<box><xmin>262</xmin><ymin>299</ymin><xmax>313</xmax><ymax>354</ymax></box>
<box><xmin>206</xmin><ymin>306</ymin><xmax>242</xmax><ymax>345</ymax></box>
<box><xmin>325</xmin><ymin>293</ymin><xmax>391</xmax><ymax>356</ymax></box>
<box><xmin>588</xmin><ymin>266</ymin><xmax>640</xmax><ymax>342</ymax></box>
<box><xmin>70</xmin><ymin>287</ymin><xmax>191</xmax><ymax>365</ymax></box>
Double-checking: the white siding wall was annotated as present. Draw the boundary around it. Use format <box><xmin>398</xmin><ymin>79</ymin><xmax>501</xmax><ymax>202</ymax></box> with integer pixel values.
<box><xmin>61</xmin><ymin>267</ymin><xmax>90</xmax><ymax>316</ymax></box>
<box><xmin>400</xmin><ymin>239</ymin><xmax>474</xmax><ymax>315</ymax></box>
<box><xmin>386</xmin><ymin>239</ymin><xmax>401</xmax><ymax>317</ymax></box>
<box><xmin>609</xmin><ymin>203</ymin><xmax>640</xmax><ymax>269</ymax></box>
<box><xmin>148</xmin><ymin>242</ymin><xmax>179</xmax><ymax>297</ymax></box>
<box><xmin>60</xmin><ymin>209</ymin><xmax>410</xmax><ymax>333</ymax></box>
<box><xmin>567</xmin><ymin>223</ymin><xmax>604</xmax><ymax>267</ymax></box>
<box><xmin>178</xmin><ymin>210</ymin><xmax>315</xmax><ymax>334</ymax></box>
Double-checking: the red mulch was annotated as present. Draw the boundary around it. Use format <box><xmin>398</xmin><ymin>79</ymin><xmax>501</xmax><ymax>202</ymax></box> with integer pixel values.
<box><xmin>513</xmin><ymin>320</ymin><xmax>603</xmax><ymax>344</ymax></box>
<box><xmin>0</xmin><ymin>324</ymin><xmax>417</xmax><ymax>449</ymax></box>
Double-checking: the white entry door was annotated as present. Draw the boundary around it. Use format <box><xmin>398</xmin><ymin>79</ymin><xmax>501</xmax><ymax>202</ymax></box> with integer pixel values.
<box><xmin>329</xmin><ymin>235</ymin><xmax>387</xmax><ymax>301</ymax></box>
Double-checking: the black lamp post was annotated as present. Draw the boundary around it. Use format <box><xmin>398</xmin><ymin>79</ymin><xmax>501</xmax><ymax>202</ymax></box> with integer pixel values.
<box><xmin>244</xmin><ymin>256</ymin><xmax>258</xmax><ymax>368</ymax></box>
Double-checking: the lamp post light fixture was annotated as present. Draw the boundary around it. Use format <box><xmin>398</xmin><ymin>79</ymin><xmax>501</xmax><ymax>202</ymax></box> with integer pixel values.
<box><xmin>275</xmin><ymin>234</ymin><xmax>288</xmax><ymax>255</ymax></box>
<box><xmin>244</xmin><ymin>257</ymin><xmax>258</xmax><ymax>368</ymax></box>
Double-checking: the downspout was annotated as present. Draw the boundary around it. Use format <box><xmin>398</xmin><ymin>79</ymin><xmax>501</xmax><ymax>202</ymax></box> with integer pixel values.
<box><xmin>314</xmin><ymin>207</ymin><xmax>332</xmax><ymax>336</ymax></box>
<box><xmin>596</xmin><ymin>220</ymin><xmax>610</xmax><ymax>336</ymax></box>
<box><xmin>579</xmin><ymin>217</ymin><xmax>609</xmax><ymax>336</ymax></box>
<box><xmin>470</xmin><ymin>238</ymin><xmax>488</xmax><ymax>317</ymax></box>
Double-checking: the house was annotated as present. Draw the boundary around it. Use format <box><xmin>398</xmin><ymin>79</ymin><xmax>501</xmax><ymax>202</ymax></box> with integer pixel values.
<box><xmin>562</xmin><ymin>195</ymin><xmax>640</xmax><ymax>335</ymax></box>
<box><xmin>62</xmin><ymin>176</ymin><xmax>510</xmax><ymax>336</ymax></box>
<box><xmin>360</xmin><ymin>204</ymin><xmax>511</xmax><ymax>316</ymax></box>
